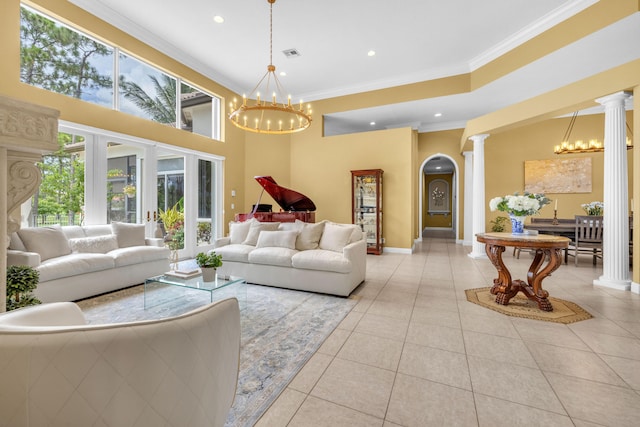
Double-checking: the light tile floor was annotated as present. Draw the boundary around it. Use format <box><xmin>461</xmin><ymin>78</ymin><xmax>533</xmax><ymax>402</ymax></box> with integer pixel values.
<box><xmin>256</xmin><ymin>231</ymin><xmax>640</xmax><ymax>427</ymax></box>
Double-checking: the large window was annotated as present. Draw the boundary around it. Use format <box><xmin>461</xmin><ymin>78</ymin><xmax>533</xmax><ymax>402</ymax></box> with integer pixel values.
<box><xmin>19</xmin><ymin>5</ymin><xmax>221</xmax><ymax>139</ymax></box>
<box><xmin>32</xmin><ymin>132</ymin><xmax>85</xmax><ymax>226</ymax></box>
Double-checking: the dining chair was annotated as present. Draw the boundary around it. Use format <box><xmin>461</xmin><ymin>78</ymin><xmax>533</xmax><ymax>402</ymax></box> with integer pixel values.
<box><xmin>569</xmin><ymin>215</ymin><xmax>604</xmax><ymax>266</ymax></box>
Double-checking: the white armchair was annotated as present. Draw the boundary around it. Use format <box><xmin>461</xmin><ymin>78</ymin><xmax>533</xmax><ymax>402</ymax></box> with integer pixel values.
<box><xmin>0</xmin><ymin>299</ymin><xmax>241</xmax><ymax>427</ymax></box>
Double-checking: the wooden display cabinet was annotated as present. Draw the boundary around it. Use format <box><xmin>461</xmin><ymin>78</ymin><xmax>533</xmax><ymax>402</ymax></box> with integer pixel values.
<box><xmin>351</xmin><ymin>169</ymin><xmax>383</xmax><ymax>254</ymax></box>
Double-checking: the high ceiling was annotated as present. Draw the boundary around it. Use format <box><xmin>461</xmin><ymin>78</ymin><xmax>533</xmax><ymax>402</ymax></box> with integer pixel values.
<box><xmin>70</xmin><ymin>0</ymin><xmax>639</xmax><ymax>137</ymax></box>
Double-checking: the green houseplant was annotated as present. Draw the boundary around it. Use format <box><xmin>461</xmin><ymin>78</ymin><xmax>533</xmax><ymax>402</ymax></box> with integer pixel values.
<box><xmin>6</xmin><ymin>265</ymin><xmax>41</xmax><ymax>311</ymax></box>
<box><xmin>195</xmin><ymin>252</ymin><xmax>223</xmax><ymax>282</ymax></box>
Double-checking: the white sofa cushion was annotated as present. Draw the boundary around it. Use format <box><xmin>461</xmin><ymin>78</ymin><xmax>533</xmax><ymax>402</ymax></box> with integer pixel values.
<box><xmin>61</xmin><ymin>226</ymin><xmax>86</xmax><ymax>239</ymax></box>
<box><xmin>69</xmin><ymin>235</ymin><xmax>118</xmax><ymax>253</ymax></box>
<box><xmin>318</xmin><ymin>222</ymin><xmax>354</xmax><ymax>252</ymax></box>
<box><xmin>229</xmin><ymin>218</ymin><xmax>256</xmax><ymax>244</ymax></box>
<box><xmin>242</xmin><ymin>222</ymin><xmax>281</xmax><ymax>246</ymax></box>
<box><xmin>83</xmin><ymin>225</ymin><xmax>113</xmax><ymax>237</ymax></box>
<box><xmin>38</xmin><ymin>253</ymin><xmax>115</xmax><ymax>282</ymax></box>
<box><xmin>256</xmin><ymin>230</ymin><xmax>298</xmax><ymax>249</ymax></box>
<box><xmin>295</xmin><ymin>221</ymin><xmax>325</xmax><ymax>250</ymax></box>
<box><xmin>215</xmin><ymin>244</ymin><xmax>255</xmax><ymax>263</ymax></box>
<box><xmin>111</xmin><ymin>222</ymin><xmax>145</xmax><ymax>248</ymax></box>
<box><xmin>17</xmin><ymin>225</ymin><xmax>72</xmax><ymax>261</ymax></box>
<box><xmin>248</xmin><ymin>247</ymin><xmax>298</xmax><ymax>267</ymax></box>
<box><xmin>291</xmin><ymin>249</ymin><xmax>352</xmax><ymax>274</ymax></box>
<box><xmin>109</xmin><ymin>246</ymin><xmax>171</xmax><ymax>267</ymax></box>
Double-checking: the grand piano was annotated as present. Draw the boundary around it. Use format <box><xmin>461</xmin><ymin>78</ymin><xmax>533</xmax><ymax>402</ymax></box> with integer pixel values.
<box><xmin>235</xmin><ymin>176</ymin><xmax>316</xmax><ymax>223</ymax></box>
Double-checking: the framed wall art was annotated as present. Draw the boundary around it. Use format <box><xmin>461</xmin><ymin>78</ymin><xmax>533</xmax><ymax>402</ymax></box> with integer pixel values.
<box><xmin>524</xmin><ymin>158</ymin><xmax>592</xmax><ymax>194</ymax></box>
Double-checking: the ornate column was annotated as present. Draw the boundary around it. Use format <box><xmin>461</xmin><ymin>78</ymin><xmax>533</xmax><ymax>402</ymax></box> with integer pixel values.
<box><xmin>468</xmin><ymin>134</ymin><xmax>489</xmax><ymax>259</ymax></box>
<box><xmin>593</xmin><ymin>91</ymin><xmax>631</xmax><ymax>291</ymax></box>
<box><xmin>0</xmin><ymin>95</ymin><xmax>59</xmax><ymax>312</ymax></box>
<box><xmin>463</xmin><ymin>151</ymin><xmax>473</xmax><ymax>246</ymax></box>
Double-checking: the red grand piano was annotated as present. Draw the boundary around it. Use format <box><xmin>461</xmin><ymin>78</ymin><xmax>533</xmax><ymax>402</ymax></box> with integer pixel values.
<box><xmin>235</xmin><ymin>176</ymin><xmax>316</xmax><ymax>223</ymax></box>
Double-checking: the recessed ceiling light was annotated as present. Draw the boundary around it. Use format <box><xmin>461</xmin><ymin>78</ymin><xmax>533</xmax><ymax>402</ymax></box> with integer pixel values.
<box><xmin>434</xmin><ymin>113</ymin><xmax>442</xmax><ymax>117</ymax></box>
<box><xmin>436</xmin><ymin>166</ymin><xmax>442</xmax><ymax>170</ymax></box>
<box><xmin>367</xmin><ymin>50</ymin><xmax>376</xmax><ymax>57</ymax></box>
<box><xmin>370</xmin><ymin>121</ymin><xmax>376</xmax><ymax>126</ymax></box>
<box><xmin>213</xmin><ymin>15</ymin><xmax>224</xmax><ymax>24</ymax></box>
<box><xmin>279</xmin><ymin>71</ymin><xmax>287</xmax><ymax>76</ymax></box>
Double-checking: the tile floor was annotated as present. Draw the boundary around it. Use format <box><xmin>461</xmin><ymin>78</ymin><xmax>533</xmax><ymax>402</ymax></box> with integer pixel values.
<box><xmin>256</xmin><ymin>231</ymin><xmax>640</xmax><ymax>427</ymax></box>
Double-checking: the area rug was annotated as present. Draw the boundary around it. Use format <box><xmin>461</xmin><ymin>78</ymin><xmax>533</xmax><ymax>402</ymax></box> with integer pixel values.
<box><xmin>77</xmin><ymin>281</ymin><xmax>357</xmax><ymax>427</ymax></box>
<box><xmin>465</xmin><ymin>287</ymin><xmax>593</xmax><ymax>324</ymax></box>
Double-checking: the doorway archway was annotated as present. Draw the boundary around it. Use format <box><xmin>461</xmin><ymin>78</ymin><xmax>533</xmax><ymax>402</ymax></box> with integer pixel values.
<box><xmin>418</xmin><ymin>154</ymin><xmax>459</xmax><ymax>241</ymax></box>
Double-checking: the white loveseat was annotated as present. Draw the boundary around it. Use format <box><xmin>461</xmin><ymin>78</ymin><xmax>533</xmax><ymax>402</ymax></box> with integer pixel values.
<box><xmin>7</xmin><ymin>222</ymin><xmax>170</xmax><ymax>303</ymax></box>
<box><xmin>211</xmin><ymin>219</ymin><xmax>366</xmax><ymax>296</ymax></box>
<box><xmin>0</xmin><ymin>299</ymin><xmax>241</xmax><ymax>427</ymax></box>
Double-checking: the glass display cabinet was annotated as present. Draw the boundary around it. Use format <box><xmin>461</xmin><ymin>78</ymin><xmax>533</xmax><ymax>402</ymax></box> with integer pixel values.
<box><xmin>351</xmin><ymin>169</ymin><xmax>383</xmax><ymax>254</ymax></box>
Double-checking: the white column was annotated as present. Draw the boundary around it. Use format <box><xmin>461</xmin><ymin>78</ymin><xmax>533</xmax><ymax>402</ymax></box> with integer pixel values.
<box><xmin>593</xmin><ymin>91</ymin><xmax>631</xmax><ymax>291</ymax></box>
<box><xmin>463</xmin><ymin>151</ymin><xmax>473</xmax><ymax>246</ymax></box>
<box><xmin>468</xmin><ymin>134</ymin><xmax>489</xmax><ymax>259</ymax></box>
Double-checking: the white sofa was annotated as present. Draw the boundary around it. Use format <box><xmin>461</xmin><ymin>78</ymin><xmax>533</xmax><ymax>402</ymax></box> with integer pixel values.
<box><xmin>212</xmin><ymin>219</ymin><xmax>366</xmax><ymax>296</ymax></box>
<box><xmin>0</xmin><ymin>299</ymin><xmax>241</xmax><ymax>427</ymax></box>
<box><xmin>7</xmin><ymin>222</ymin><xmax>170</xmax><ymax>303</ymax></box>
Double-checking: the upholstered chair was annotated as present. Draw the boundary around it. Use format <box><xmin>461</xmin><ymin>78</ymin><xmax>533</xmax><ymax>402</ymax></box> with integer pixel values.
<box><xmin>0</xmin><ymin>299</ymin><xmax>240</xmax><ymax>427</ymax></box>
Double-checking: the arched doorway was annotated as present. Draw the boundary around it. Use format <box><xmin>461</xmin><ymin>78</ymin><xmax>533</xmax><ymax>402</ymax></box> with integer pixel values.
<box><xmin>419</xmin><ymin>155</ymin><xmax>458</xmax><ymax>240</ymax></box>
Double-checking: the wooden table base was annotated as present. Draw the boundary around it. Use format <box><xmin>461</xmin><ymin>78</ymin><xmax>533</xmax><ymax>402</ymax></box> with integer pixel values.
<box><xmin>477</xmin><ymin>233</ymin><xmax>569</xmax><ymax>312</ymax></box>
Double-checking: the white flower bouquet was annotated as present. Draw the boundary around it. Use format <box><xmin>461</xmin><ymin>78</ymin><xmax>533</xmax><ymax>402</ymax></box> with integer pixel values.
<box><xmin>581</xmin><ymin>201</ymin><xmax>603</xmax><ymax>215</ymax></box>
<box><xmin>489</xmin><ymin>192</ymin><xmax>551</xmax><ymax>217</ymax></box>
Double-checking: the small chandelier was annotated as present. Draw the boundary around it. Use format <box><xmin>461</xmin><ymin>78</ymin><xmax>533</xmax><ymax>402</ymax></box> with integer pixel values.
<box><xmin>228</xmin><ymin>0</ymin><xmax>312</xmax><ymax>135</ymax></box>
<box><xmin>554</xmin><ymin>111</ymin><xmax>633</xmax><ymax>154</ymax></box>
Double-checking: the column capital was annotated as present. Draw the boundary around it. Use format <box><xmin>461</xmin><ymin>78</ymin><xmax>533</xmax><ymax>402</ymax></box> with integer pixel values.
<box><xmin>596</xmin><ymin>91</ymin><xmax>632</xmax><ymax>108</ymax></box>
<box><xmin>469</xmin><ymin>134</ymin><xmax>489</xmax><ymax>144</ymax></box>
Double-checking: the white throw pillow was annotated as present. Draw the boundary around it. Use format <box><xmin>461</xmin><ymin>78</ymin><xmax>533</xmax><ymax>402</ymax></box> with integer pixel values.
<box><xmin>255</xmin><ymin>230</ymin><xmax>298</xmax><ymax>249</ymax></box>
<box><xmin>296</xmin><ymin>221</ymin><xmax>325</xmax><ymax>251</ymax></box>
<box><xmin>69</xmin><ymin>235</ymin><xmax>119</xmax><ymax>253</ymax></box>
<box><xmin>111</xmin><ymin>222</ymin><xmax>146</xmax><ymax>248</ymax></box>
<box><xmin>17</xmin><ymin>224</ymin><xmax>71</xmax><ymax>261</ymax></box>
<box><xmin>242</xmin><ymin>222</ymin><xmax>281</xmax><ymax>246</ymax></box>
<box><xmin>228</xmin><ymin>218</ymin><xmax>256</xmax><ymax>244</ymax></box>
<box><xmin>318</xmin><ymin>222</ymin><xmax>353</xmax><ymax>252</ymax></box>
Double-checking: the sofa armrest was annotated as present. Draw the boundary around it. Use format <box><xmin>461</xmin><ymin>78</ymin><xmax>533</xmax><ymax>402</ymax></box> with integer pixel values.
<box><xmin>145</xmin><ymin>237</ymin><xmax>165</xmax><ymax>247</ymax></box>
<box><xmin>214</xmin><ymin>237</ymin><xmax>231</xmax><ymax>248</ymax></box>
<box><xmin>0</xmin><ymin>302</ymin><xmax>86</xmax><ymax>328</ymax></box>
<box><xmin>7</xmin><ymin>250</ymin><xmax>41</xmax><ymax>267</ymax></box>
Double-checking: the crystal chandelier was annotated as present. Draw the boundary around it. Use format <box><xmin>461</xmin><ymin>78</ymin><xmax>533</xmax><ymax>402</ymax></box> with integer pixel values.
<box><xmin>554</xmin><ymin>111</ymin><xmax>633</xmax><ymax>154</ymax></box>
<box><xmin>228</xmin><ymin>0</ymin><xmax>312</xmax><ymax>134</ymax></box>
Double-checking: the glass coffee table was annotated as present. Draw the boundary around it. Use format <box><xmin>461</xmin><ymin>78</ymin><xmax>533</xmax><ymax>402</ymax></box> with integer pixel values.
<box><xmin>144</xmin><ymin>273</ymin><xmax>246</xmax><ymax>310</ymax></box>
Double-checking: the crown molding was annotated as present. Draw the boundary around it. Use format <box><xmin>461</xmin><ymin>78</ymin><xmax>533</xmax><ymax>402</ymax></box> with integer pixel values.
<box><xmin>469</xmin><ymin>0</ymin><xmax>599</xmax><ymax>71</ymax></box>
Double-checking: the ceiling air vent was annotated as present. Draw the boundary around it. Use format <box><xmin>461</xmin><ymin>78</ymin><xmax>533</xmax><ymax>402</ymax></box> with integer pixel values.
<box><xmin>283</xmin><ymin>48</ymin><xmax>301</xmax><ymax>58</ymax></box>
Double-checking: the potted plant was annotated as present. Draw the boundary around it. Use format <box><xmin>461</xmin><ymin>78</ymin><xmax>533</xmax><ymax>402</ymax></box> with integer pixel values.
<box><xmin>122</xmin><ymin>184</ymin><xmax>136</xmax><ymax>198</ymax></box>
<box><xmin>195</xmin><ymin>252</ymin><xmax>223</xmax><ymax>282</ymax></box>
<box><xmin>6</xmin><ymin>265</ymin><xmax>41</xmax><ymax>311</ymax></box>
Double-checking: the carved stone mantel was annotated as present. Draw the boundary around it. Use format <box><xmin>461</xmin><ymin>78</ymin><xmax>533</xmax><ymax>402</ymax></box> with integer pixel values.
<box><xmin>0</xmin><ymin>94</ymin><xmax>59</xmax><ymax>312</ymax></box>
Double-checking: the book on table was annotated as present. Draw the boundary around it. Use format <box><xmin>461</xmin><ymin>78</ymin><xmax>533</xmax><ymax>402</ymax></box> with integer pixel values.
<box><xmin>165</xmin><ymin>269</ymin><xmax>201</xmax><ymax>279</ymax></box>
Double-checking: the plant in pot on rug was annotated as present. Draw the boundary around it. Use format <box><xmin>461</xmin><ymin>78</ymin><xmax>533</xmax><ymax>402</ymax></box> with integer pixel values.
<box><xmin>195</xmin><ymin>252</ymin><xmax>223</xmax><ymax>282</ymax></box>
<box><xmin>6</xmin><ymin>265</ymin><xmax>41</xmax><ymax>311</ymax></box>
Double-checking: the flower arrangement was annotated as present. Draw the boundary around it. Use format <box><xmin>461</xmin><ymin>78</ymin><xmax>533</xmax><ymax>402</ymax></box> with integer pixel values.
<box><xmin>489</xmin><ymin>192</ymin><xmax>551</xmax><ymax>217</ymax></box>
<box><xmin>581</xmin><ymin>201</ymin><xmax>603</xmax><ymax>216</ymax></box>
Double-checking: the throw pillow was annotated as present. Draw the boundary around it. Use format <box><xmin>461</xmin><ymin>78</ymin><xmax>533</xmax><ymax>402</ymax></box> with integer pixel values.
<box><xmin>17</xmin><ymin>224</ymin><xmax>72</xmax><ymax>261</ymax></box>
<box><xmin>229</xmin><ymin>218</ymin><xmax>256</xmax><ymax>244</ymax></box>
<box><xmin>69</xmin><ymin>235</ymin><xmax>119</xmax><ymax>253</ymax></box>
<box><xmin>318</xmin><ymin>222</ymin><xmax>353</xmax><ymax>252</ymax></box>
<box><xmin>111</xmin><ymin>222</ymin><xmax>146</xmax><ymax>248</ymax></box>
<box><xmin>242</xmin><ymin>222</ymin><xmax>281</xmax><ymax>246</ymax></box>
<box><xmin>296</xmin><ymin>221</ymin><xmax>325</xmax><ymax>251</ymax></box>
<box><xmin>255</xmin><ymin>230</ymin><xmax>298</xmax><ymax>249</ymax></box>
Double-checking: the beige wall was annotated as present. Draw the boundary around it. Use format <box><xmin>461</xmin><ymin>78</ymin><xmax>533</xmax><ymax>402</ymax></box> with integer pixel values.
<box><xmin>484</xmin><ymin>112</ymin><xmax>634</xmax><ymax>225</ymax></box>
